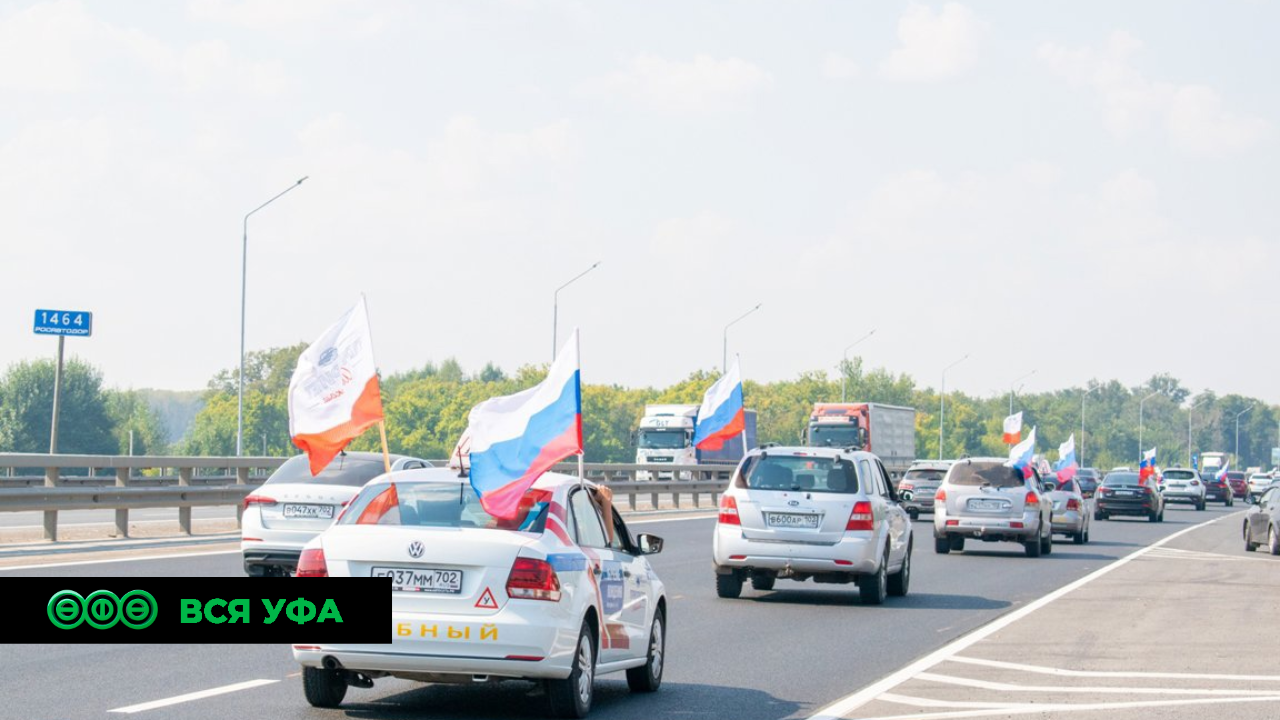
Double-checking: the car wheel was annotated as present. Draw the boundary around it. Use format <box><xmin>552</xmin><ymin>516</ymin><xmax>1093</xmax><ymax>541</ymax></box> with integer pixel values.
<box><xmin>715</xmin><ymin>571</ymin><xmax>743</xmax><ymax>599</ymax></box>
<box><xmin>949</xmin><ymin>535</ymin><xmax>966</xmax><ymax>552</ymax></box>
<box><xmin>1083</xmin><ymin>526</ymin><xmax>1090</xmax><ymax>544</ymax></box>
<box><xmin>908</xmin><ymin>509</ymin><xmax>920</xmax><ymax>521</ymax></box>
<box><xmin>302</xmin><ymin>667</ymin><xmax>347</xmax><ymax>709</ymax></box>
<box><xmin>750</xmin><ymin>575</ymin><xmax>776</xmax><ymax>591</ymax></box>
<box><xmin>859</xmin><ymin>550</ymin><xmax>888</xmax><ymax>605</ymax></box>
<box><xmin>1197</xmin><ymin>500</ymin><xmax>1206</xmax><ymax>511</ymax></box>
<box><xmin>1158</xmin><ymin>509</ymin><xmax>1165</xmax><ymax>522</ymax></box>
<box><xmin>1024</xmin><ymin>536</ymin><xmax>1042</xmax><ymax>558</ymax></box>
<box><xmin>626</xmin><ymin>609</ymin><xmax>665</xmax><ymax>693</ymax></box>
<box><xmin>888</xmin><ymin>539</ymin><xmax>911</xmax><ymax>597</ymax></box>
<box><xmin>934</xmin><ymin>536</ymin><xmax>951</xmax><ymax>555</ymax></box>
<box><xmin>1244</xmin><ymin>523</ymin><xmax>1258</xmax><ymax>552</ymax></box>
<box><xmin>1226</xmin><ymin>498</ymin><xmax>1234</xmax><ymax>507</ymax></box>
<box><xmin>548</xmin><ymin>621</ymin><xmax>596</xmax><ymax>718</ymax></box>
<box><xmin>1040</xmin><ymin>524</ymin><xmax>1053</xmax><ymax>555</ymax></box>
<box><xmin>1148</xmin><ymin>509</ymin><xmax>1159</xmax><ymax>523</ymax></box>
<box><xmin>1072</xmin><ymin>530</ymin><xmax>1085</xmax><ymax>545</ymax></box>
<box><xmin>1270</xmin><ymin>527</ymin><xmax>1280</xmax><ymax>557</ymax></box>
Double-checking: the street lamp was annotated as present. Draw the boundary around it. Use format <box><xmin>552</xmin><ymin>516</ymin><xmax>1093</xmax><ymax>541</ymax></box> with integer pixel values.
<box><xmin>1009</xmin><ymin>370</ymin><xmax>1036</xmax><ymax>414</ymax></box>
<box><xmin>1187</xmin><ymin>396</ymin><xmax>1210</xmax><ymax>467</ymax></box>
<box><xmin>1137</xmin><ymin>391</ymin><xmax>1160</xmax><ymax>463</ymax></box>
<box><xmin>938</xmin><ymin>354</ymin><xmax>969</xmax><ymax>460</ymax></box>
<box><xmin>238</xmin><ymin>176</ymin><xmax>308</xmax><ymax>457</ymax></box>
<box><xmin>552</xmin><ymin>261</ymin><xmax>601</xmax><ymax>360</ymax></box>
<box><xmin>1080</xmin><ymin>384</ymin><xmax>1096</xmax><ymax>468</ymax></box>
<box><xmin>839</xmin><ymin>329</ymin><xmax>877</xmax><ymax>402</ymax></box>
<box><xmin>722</xmin><ymin>303</ymin><xmax>762</xmax><ymax>372</ymax></box>
<box><xmin>1235</xmin><ymin>402</ymin><xmax>1256</xmax><ymax>463</ymax></box>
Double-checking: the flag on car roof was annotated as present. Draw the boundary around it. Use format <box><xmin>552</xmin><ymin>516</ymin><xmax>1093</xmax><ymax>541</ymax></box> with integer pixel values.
<box><xmin>1007</xmin><ymin>426</ymin><xmax>1037</xmax><ymax>479</ymax></box>
<box><xmin>693</xmin><ymin>358</ymin><xmax>746</xmax><ymax>451</ymax></box>
<box><xmin>1139</xmin><ymin>447</ymin><xmax>1157</xmax><ymax>483</ymax></box>
<box><xmin>1055</xmin><ymin>434</ymin><xmax>1078</xmax><ymax>483</ymax></box>
<box><xmin>288</xmin><ymin>296</ymin><xmax>385</xmax><ymax>476</ymax></box>
<box><xmin>1214</xmin><ymin>460</ymin><xmax>1229</xmax><ymax>481</ymax></box>
<box><xmin>1002</xmin><ymin>412</ymin><xmax>1023</xmax><ymax>444</ymax></box>
<box><xmin>466</xmin><ymin>330</ymin><xmax>583</xmax><ymax>519</ymax></box>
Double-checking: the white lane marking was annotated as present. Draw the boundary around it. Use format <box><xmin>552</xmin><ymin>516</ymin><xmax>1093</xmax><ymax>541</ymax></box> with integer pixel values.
<box><xmin>805</xmin><ymin>511</ymin><xmax>1240</xmax><ymax>720</ymax></box>
<box><xmin>949</xmin><ymin>655</ymin><xmax>1280</xmax><ymax>681</ymax></box>
<box><xmin>915</xmin><ymin>671</ymin><xmax>1280</xmax><ymax>696</ymax></box>
<box><xmin>877</xmin><ymin>693</ymin><xmax>1032</xmax><ymax>709</ymax></box>
<box><xmin>0</xmin><ymin>549</ymin><xmax>238</xmax><ymax>571</ymax></box>
<box><xmin>628</xmin><ymin>513</ymin><xmax>715</xmax><ymax>525</ymax></box>
<box><xmin>108</xmin><ymin>678</ymin><xmax>278</xmax><ymax>714</ymax></box>
<box><xmin>849</xmin><ymin>694</ymin><xmax>1280</xmax><ymax>720</ymax></box>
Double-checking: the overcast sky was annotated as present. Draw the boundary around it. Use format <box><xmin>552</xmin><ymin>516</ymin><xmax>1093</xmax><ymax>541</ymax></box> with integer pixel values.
<box><xmin>2</xmin><ymin>0</ymin><xmax>1276</xmax><ymax>402</ymax></box>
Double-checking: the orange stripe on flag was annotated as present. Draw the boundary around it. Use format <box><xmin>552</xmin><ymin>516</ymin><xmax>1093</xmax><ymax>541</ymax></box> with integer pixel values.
<box><xmin>292</xmin><ymin>375</ymin><xmax>385</xmax><ymax>476</ymax></box>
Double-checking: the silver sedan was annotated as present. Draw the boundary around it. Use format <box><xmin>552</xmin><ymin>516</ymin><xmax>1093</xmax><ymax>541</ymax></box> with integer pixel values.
<box><xmin>1045</xmin><ymin>476</ymin><xmax>1090</xmax><ymax>544</ymax></box>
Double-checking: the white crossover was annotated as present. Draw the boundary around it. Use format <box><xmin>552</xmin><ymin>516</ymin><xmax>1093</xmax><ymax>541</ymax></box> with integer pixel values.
<box><xmin>291</xmin><ymin>468</ymin><xmax>667</xmax><ymax>719</ymax></box>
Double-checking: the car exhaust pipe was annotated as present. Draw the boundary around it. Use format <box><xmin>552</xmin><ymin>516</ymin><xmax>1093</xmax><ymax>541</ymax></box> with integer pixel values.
<box><xmin>322</xmin><ymin>656</ymin><xmax>342</xmax><ymax>671</ymax></box>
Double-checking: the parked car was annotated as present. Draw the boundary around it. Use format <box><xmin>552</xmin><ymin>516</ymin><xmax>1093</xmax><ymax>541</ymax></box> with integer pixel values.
<box><xmin>1226</xmin><ymin>471</ymin><xmax>1249</xmax><ymax>499</ymax></box>
<box><xmin>1075</xmin><ymin>468</ymin><xmax>1101</xmax><ymax>498</ymax></box>
<box><xmin>932</xmin><ymin>458</ymin><xmax>1053</xmax><ymax>558</ymax></box>
<box><xmin>713</xmin><ymin>446</ymin><xmax>913</xmax><ymax>605</ymax></box>
<box><xmin>1095</xmin><ymin>471</ymin><xmax>1164</xmax><ymax>522</ymax></box>
<box><xmin>293</xmin><ymin>468</ymin><xmax>667</xmax><ymax>717</ymax></box>
<box><xmin>1160</xmin><ymin>468</ymin><xmax>1207</xmax><ymax>511</ymax></box>
<box><xmin>1247</xmin><ymin>473</ymin><xmax>1276</xmax><ymax>503</ymax></box>
<box><xmin>1243</xmin><ymin>486</ymin><xmax>1280</xmax><ymax>555</ymax></box>
<box><xmin>1200</xmin><ymin>471</ymin><xmax>1234</xmax><ymax>507</ymax></box>
<box><xmin>1046</xmin><ymin>476</ymin><xmax>1090</xmax><ymax>544</ymax></box>
<box><xmin>241</xmin><ymin>452</ymin><xmax>431</xmax><ymax>577</ymax></box>
<box><xmin>898</xmin><ymin>460</ymin><xmax>952</xmax><ymax>519</ymax></box>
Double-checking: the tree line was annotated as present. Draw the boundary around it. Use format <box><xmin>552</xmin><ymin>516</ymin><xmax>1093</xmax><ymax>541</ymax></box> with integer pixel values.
<box><xmin>2</xmin><ymin>349</ymin><xmax>1276</xmax><ymax>473</ymax></box>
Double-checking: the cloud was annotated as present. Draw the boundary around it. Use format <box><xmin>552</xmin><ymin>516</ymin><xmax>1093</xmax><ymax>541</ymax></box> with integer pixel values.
<box><xmin>822</xmin><ymin>52</ymin><xmax>860</xmax><ymax>80</ymax></box>
<box><xmin>187</xmin><ymin>0</ymin><xmax>358</xmax><ymax>30</ymax></box>
<box><xmin>878</xmin><ymin>2</ymin><xmax>986</xmax><ymax>82</ymax></box>
<box><xmin>650</xmin><ymin>211</ymin><xmax>736</xmax><ymax>266</ymax></box>
<box><xmin>181</xmin><ymin>39</ymin><xmax>289</xmax><ymax>96</ymax></box>
<box><xmin>590</xmin><ymin>54</ymin><xmax>773</xmax><ymax>113</ymax></box>
<box><xmin>1039</xmin><ymin>31</ymin><xmax>1269</xmax><ymax>157</ymax></box>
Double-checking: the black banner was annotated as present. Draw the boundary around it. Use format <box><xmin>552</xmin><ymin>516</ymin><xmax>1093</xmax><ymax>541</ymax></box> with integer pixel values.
<box><xmin>10</xmin><ymin>578</ymin><xmax>391</xmax><ymax>643</ymax></box>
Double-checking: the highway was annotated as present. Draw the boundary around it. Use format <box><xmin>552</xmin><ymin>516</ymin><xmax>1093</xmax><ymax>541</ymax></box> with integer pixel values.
<box><xmin>0</xmin><ymin>502</ymin><xmax>1249</xmax><ymax>720</ymax></box>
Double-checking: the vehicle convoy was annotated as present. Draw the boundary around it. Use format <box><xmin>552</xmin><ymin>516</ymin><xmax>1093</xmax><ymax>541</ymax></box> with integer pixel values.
<box><xmin>1243</xmin><ymin>486</ymin><xmax>1280</xmax><ymax>555</ymax></box>
<box><xmin>293</xmin><ymin>468</ymin><xmax>668</xmax><ymax>718</ymax></box>
<box><xmin>1046</xmin><ymin>475</ymin><xmax>1090</xmax><ymax>544</ymax></box>
<box><xmin>241</xmin><ymin>452</ymin><xmax>431</xmax><ymax>577</ymax></box>
<box><xmin>801</xmin><ymin>403</ymin><xmax>916</xmax><ymax>482</ymax></box>
<box><xmin>898</xmin><ymin>460</ymin><xmax>952</xmax><ymax>519</ymax></box>
<box><xmin>634</xmin><ymin>404</ymin><xmax>758</xmax><ymax>481</ymax></box>
<box><xmin>1160</xmin><ymin>468</ymin><xmax>1207</xmax><ymax>511</ymax></box>
<box><xmin>932</xmin><ymin>458</ymin><xmax>1054</xmax><ymax>558</ymax></box>
<box><xmin>1095</xmin><ymin>471</ymin><xmax>1165</xmax><ymax>522</ymax></box>
<box><xmin>712</xmin><ymin>446</ymin><xmax>913</xmax><ymax>605</ymax></box>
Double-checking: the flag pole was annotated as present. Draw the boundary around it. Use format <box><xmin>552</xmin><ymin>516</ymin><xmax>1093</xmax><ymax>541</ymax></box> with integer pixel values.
<box><xmin>738</xmin><ymin>354</ymin><xmax>748</xmax><ymax>456</ymax></box>
<box><xmin>576</xmin><ymin>329</ymin><xmax>585</xmax><ymax>489</ymax></box>
<box><xmin>379</xmin><ymin>419</ymin><xmax>391</xmax><ymax>473</ymax></box>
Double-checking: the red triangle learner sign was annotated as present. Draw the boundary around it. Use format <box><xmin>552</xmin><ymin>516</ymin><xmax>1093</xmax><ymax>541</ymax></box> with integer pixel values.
<box><xmin>475</xmin><ymin>587</ymin><xmax>499</xmax><ymax>609</ymax></box>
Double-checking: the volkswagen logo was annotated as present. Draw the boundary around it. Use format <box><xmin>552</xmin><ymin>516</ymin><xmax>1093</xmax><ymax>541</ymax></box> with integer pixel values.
<box><xmin>407</xmin><ymin>541</ymin><xmax>424</xmax><ymax>559</ymax></box>
<box><xmin>788</xmin><ymin>500</ymin><xmax>800</xmax><ymax>507</ymax></box>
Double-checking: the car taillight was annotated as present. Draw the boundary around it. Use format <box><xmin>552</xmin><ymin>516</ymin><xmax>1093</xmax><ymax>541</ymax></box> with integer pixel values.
<box><xmin>1025</xmin><ymin>491</ymin><xmax>1039</xmax><ymax>505</ymax></box>
<box><xmin>1190</xmin><ymin>480</ymin><xmax>1200</xmax><ymax>486</ymax></box>
<box><xmin>243</xmin><ymin>494</ymin><xmax>276</xmax><ymax>510</ymax></box>
<box><xmin>506</xmin><ymin>558</ymin><xmax>561</xmax><ymax>601</ymax></box>
<box><xmin>718</xmin><ymin>495</ymin><xmax>741</xmax><ymax>525</ymax></box>
<box><xmin>934</xmin><ymin>489</ymin><xmax>947</xmax><ymax>502</ymax></box>
<box><xmin>296</xmin><ymin>548</ymin><xmax>328</xmax><ymax>577</ymax></box>
<box><xmin>1066</xmin><ymin>498</ymin><xmax>1080</xmax><ymax>511</ymax></box>
<box><xmin>899</xmin><ymin>481</ymin><xmax>915</xmax><ymax>491</ymax></box>
<box><xmin>846</xmin><ymin>501</ymin><xmax>873</xmax><ymax>531</ymax></box>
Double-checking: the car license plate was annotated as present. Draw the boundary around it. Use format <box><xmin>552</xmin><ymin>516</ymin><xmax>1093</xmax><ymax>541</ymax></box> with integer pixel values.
<box><xmin>765</xmin><ymin>512</ymin><xmax>820</xmax><ymax>529</ymax></box>
<box><xmin>967</xmin><ymin>498</ymin><xmax>1009</xmax><ymax>511</ymax></box>
<box><xmin>1052</xmin><ymin>514</ymin><xmax>1067</xmax><ymax>523</ymax></box>
<box><xmin>372</xmin><ymin>567</ymin><xmax>463</xmax><ymax>594</ymax></box>
<box><xmin>1117</xmin><ymin>490</ymin><xmax>1137</xmax><ymax>497</ymax></box>
<box><xmin>282</xmin><ymin>503</ymin><xmax>334</xmax><ymax>519</ymax></box>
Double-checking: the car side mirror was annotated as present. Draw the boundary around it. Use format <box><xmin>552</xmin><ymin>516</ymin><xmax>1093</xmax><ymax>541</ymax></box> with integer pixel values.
<box><xmin>637</xmin><ymin>533</ymin><xmax>664</xmax><ymax>555</ymax></box>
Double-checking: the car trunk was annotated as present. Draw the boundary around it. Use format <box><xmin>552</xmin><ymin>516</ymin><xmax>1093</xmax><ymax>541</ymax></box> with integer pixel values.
<box><xmin>255</xmin><ymin>483</ymin><xmax>354</xmax><ymax>532</ymax></box>
<box><xmin>945</xmin><ymin>484</ymin><xmax>1029</xmax><ymax>518</ymax></box>
<box><xmin>736</xmin><ymin>488</ymin><xmax>855</xmax><ymax>545</ymax></box>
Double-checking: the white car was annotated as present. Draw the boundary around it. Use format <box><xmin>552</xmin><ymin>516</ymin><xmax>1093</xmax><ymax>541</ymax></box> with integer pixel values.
<box><xmin>241</xmin><ymin>452</ymin><xmax>430</xmax><ymax>576</ymax></box>
<box><xmin>1248</xmin><ymin>473</ymin><xmax>1276</xmax><ymax>502</ymax></box>
<box><xmin>1160</xmin><ymin>468</ymin><xmax>1207</xmax><ymax>510</ymax></box>
<box><xmin>712</xmin><ymin>446</ymin><xmax>913</xmax><ymax>605</ymax></box>
<box><xmin>292</xmin><ymin>468</ymin><xmax>667</xmax><ymax>718</ymax></box>
<box><xmin>933</xmin><ymin>458</ymin><xmax>1054</xmax><ymax>557</ymax></box>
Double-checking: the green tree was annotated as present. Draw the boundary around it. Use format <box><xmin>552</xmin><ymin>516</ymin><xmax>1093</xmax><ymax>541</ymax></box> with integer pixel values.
<box><xmin>0</xmin><ymin>358</ymin><xmax>115</xmax><ymax>454</ymax></box>
<box><xmin>104</xmin><ymin>389</ymin><xmax>169</xmax><ymax>455</ymax></box>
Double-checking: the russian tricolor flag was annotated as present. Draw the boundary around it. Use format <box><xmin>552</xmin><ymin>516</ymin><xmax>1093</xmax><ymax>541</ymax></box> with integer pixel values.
<box><xmin>466</xmin><ymin>330</ymin><xmax>583</xmax><ymax>519</ymax></box>
<box><xmin>1055</xmin><ymin>434</ymin><xmax>1078</xmax><ymax>484</ymax></box>
<box><xmin>693</xmin><ymin>358</ymin><xmax>745</xmax><ymax>451</ymax></box>
<box><xmin>1139</xmin><ymin>447</ymin><xmax>1157</xmax><ymax>483</ymax></box>
<box><xmin>1007</xmin><ymin>426</ymin><xmax>1037</xmax><ymax>479</ymax></box>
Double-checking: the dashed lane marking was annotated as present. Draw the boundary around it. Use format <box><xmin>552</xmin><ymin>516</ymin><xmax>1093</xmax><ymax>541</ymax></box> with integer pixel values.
<box><xmin>108</xmin><ymin>679</ymin><xmax>279</xmax><ymax>714</ymax></box>
<box><xmin>949</xmin><ymin>655</ymin><xmax>1280</xmax><ymax>682</ymax></box>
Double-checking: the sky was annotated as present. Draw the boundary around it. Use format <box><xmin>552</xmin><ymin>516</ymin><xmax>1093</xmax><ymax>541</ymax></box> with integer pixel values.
<box><xmin>2</xmin><ymin>0</ymin><xmax>1277</xmax><ymax>402</ymax></box>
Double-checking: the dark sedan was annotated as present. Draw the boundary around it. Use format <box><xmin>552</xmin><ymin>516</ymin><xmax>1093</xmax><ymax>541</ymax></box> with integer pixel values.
<box><xmin>1202</xmin><ymin>472</ymin><xmax>1234</xmax><ymax>506</ymax></box>
<box><xmin>1075</xmin><ymin>468</ymin><xmax>1101</xmax><ymax>498</ymax></box>
<box><xmin>1243</xmin><ymin>486</ymin><xmax>1280</xmax><ymax>555</ymax></box>
<box><xmin>1095</xmin><ymin>471</ymin><xmax>1164</xmax><ymax>522</ymax></box>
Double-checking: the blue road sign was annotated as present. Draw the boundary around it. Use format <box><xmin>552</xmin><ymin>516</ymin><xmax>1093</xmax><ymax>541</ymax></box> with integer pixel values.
<box><xmin>33</xmin><ymin>309</ymin><xmax>93</xmax><ymax>337</ymax></box>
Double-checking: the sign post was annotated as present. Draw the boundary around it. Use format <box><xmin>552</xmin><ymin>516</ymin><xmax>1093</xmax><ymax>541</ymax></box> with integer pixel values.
<box><xmin>33</xmin><ymin>309</ymin><xmax>93</xmax><ymax>455</ymax></box>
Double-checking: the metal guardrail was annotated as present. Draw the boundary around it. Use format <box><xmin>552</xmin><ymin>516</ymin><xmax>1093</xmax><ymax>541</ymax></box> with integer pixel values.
<box><xmin>0</xmin><ymin>454</ymin><xmax>734</xmax><ymax>542</ymax></box>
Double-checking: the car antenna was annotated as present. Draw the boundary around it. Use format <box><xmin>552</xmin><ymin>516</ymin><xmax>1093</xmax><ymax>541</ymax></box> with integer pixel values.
<box><xmin>455</xmin><ymin>444</ymin><xmax>468</xmax><ymax>479</ymax></box>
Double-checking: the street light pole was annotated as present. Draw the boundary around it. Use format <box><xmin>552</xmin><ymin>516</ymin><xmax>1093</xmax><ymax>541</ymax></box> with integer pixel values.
<box><xmin>938</xmin><ymin>354</ymin><xmax>969</xmax><ymax>460</ymax></box>
<box><xmin>1187</xmin><ymin>397</ymin><xmax>1210</xmax><ymax>467</ymax></box>
<box><xmin>839</xmin><ymin>329</ymin><xmax>877</xmax><ymax>402</ymax></box>
<box><xmin>1080</xmin><ymin>384</ymin><xmax>1095</xmax><ymax>468</ymax></box>
<box><xmin>552</xmin><ymin>261</ymin><xmax>601</xmax><ymax>360</ymax></box>
<box><xmin>1235</xmin><ymin>402</ymin><xmax>1256</xmax><ymax>464</ymax></box>
<box><xmin>722</xmin><ymin>303</ymin><xmax>762</xmax><ymax>372</ymax></box>
<box><xmin>238</xmin><ymin>176</ymin><xmax>308</xmax><ymax>457</ymax></box>
<box><xmin>1138</xmin><ymin>391</ymin><xmax>1160</xmax><ymax>464</ymax></box>
<box><xmin>1009</xmin><ymin>370</ymin><xmax>1036</xmax><ymax>414</ymax></box>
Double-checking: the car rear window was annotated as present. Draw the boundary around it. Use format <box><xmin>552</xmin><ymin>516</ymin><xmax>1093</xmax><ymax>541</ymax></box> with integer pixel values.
<box><xmin>741</xmin><ymin>455</ymin><xmax>859</xmax><ymax>493</ymax></box>
<box><xmin>263</xmin><ymin>454</ymin><xmax>398</xmax><ymax>487</ymax></box>
<box><xmin>1227</xmin><ymin>472</ymin><xmax>1246</xmax><ymax>480</ymax></box>
<box><xmin>1076</xmin><ymin>469</ymin><xmax>1098</xmax><ymax>478</ymax></box>
<box><xmin>904</xmin><ymin>469</ymin><xmax>946</xmax><ymax>482</ymax></box>
<box><xmin>1164</xmin><ymin>470</ymin><xmax>1195</xmax><ymax>480</ymax></box>
<box><xmin>947</xmin><ymin>462</ymin><xmax>1025</xmax><ymax>488</ymax></box>
<box><xmin>340</xmin><ymin>481</ymin><xmax>549</xmax><ymax>532</ymax></box>
<box><xmin>1103</xmin><ymin>473</ymin><xmax>1142</xmax><ymax>486</ymax></box>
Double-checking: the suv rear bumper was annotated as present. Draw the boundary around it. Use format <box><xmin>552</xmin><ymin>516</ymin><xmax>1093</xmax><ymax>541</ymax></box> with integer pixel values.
<box><xmin>933</xmin><ymin>511</ymin><xmax>1041</xmax><ymax>542</ymax></box>
<box><xmin>713</xmin><ymin>527</ymin><xmax>880</xmax><ymax>575</ymax></box>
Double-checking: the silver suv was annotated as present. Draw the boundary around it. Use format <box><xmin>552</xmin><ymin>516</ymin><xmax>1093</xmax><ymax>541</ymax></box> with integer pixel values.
<box><xmin>899</xmin><ymin>460</ymin><xmax>952</xmax><ymax>519</ymax></box>
<box><xmin>712</xmin><ymin>446</ymin><xmax>913</xmax><ymax>605</ymax></box>
<box><xmin>933</xmin><ymin>457</ymin><xmax>1054</xmax><ymax>558</ymax></box>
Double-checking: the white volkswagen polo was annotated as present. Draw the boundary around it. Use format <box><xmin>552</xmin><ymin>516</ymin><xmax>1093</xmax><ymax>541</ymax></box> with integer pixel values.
<box><xmin>292</xmin><ymin>468</ymin><xmax>667</xmax><ymax>719</ymax></box>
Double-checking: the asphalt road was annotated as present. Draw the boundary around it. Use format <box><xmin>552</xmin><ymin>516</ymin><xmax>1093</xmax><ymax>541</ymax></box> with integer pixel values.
<box><xmin>0</xmin><ymin>502</ymin><xmax>1244</xmax><ymax>720</ymax></box>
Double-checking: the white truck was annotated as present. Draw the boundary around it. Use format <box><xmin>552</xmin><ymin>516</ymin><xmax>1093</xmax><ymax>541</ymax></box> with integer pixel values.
<box><xmin>634</xmin><ymin>403</ymin><xmax>757</xmax><ymax>481</ymax></box>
